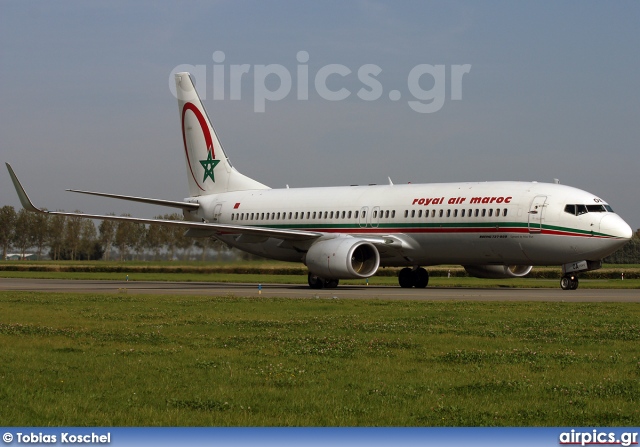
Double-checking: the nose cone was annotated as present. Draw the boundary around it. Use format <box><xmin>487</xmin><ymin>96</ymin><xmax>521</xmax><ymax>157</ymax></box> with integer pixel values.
<box><xmin>600</xmin><ymin>214</ymin><xmax>633</xmax><ymax>240</ymax></box>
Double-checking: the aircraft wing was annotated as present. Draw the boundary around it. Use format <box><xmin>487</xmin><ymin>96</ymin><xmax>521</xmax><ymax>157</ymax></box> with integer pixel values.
<box><xmin>6</xmin><ymin>163</ymin><xmax>321</xmax><ymax>242</ymax></box>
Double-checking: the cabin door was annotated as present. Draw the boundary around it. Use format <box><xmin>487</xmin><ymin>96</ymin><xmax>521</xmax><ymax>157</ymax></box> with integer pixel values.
<box><xmin>211</xmin><ymin>203</ymin><xmax>222</xmax><ymax>223</ymax></box>
<box><xmin>528</xmin><ymin>196</ymin><xmax>547</xmax><ymax>233</ymax></box>
<box><xmin>358</xmin><ymin>206</ymin><xmax>369</xmax><ymax>228</ymax></box>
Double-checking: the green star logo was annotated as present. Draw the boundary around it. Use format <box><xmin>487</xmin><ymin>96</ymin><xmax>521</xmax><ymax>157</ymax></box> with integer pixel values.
<box><xmin>199</xmin><ymin>151</ymin><xmax>220</xmax><ymax>183</ymax></box>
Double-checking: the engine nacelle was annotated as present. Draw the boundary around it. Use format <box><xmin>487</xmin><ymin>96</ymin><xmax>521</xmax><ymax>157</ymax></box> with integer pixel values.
<box><xmin>463</xmin><ymin>264</ymin><xmax>533</xmax><ymax>279</ymax></box>
<box><xmin>305</xmin><ymin>237</ymin><xmax>380</xmax><ymax>279</ymax></box>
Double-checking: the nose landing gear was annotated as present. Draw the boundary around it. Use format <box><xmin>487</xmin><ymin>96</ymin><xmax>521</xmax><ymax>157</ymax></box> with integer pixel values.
<box><xmin>560</xmin><ymin>260</ymin><xmax>602</xmax><ymax>290</ymax></box>
<box><xmin>560</xmin><ymin>275</ymin><xmax>579</xmax><ymax>290</ymax></box>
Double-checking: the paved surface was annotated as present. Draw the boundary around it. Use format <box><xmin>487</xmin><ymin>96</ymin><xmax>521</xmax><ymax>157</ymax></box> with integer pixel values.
<box><xmin>0</xmin><ymin>278</ymin><xmax>638</xmax><ymax>302</ymax></box>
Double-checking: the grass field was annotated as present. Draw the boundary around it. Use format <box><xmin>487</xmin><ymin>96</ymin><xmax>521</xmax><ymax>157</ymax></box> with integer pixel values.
<box><xmin>1</xmin><ymin>291</ymin><xmax>638</xmax><ymax>426</ymax></box>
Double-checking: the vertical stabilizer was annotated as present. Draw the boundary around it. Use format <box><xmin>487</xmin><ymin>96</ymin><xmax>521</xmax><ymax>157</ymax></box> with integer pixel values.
<box><xmin>175</xmin><ymin>72</ymin><xmax>269</xmax><ymax>196</ymax></box>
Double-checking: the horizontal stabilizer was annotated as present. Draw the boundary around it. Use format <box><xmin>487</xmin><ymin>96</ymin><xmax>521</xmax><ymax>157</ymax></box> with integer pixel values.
<box><xmin>66</xmin><ymin>189</ymin><xmax>199</xmax><ymax>211</ymax></box>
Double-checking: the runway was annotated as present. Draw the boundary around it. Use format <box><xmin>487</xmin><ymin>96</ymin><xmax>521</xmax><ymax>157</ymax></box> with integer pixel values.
<box><xmin>0</xmin><ymin>278</ymin><xmax>638</xmax><ymax>302</ymax></box>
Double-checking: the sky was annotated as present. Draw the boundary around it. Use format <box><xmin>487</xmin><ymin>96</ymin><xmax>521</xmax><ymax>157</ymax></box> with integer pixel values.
<box><xmin>1</xmin><ymin>1</ymin><xmax>639</xmax><ymax>229</ymax></box>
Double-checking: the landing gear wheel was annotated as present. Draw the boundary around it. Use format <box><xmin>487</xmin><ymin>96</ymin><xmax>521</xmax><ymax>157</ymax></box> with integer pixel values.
<box><xmin>560</xmin><ymin>275</ymin><xmax>579</xmax><ymax>290</ymax></box>
<box><xmin>570</xmin><ymin>277</ymin><xmax>579</xmax><ymax>290</ymax></box>
<box><xmin>325</xmin><ymin>279</ymin><xmax>339</xmax><ymax>288</ymax></box>
<box><xmin>414</xmin><ymin>267</ymin><xmax>429</xmax><ymax>288</ymax></box>
<box><xmin>398</xmin><ymin>268</ymin><xmax>414</xmax><ymax>288</ymax></box>
<box><xmin>398</xmin><ymin>267</ymin><xmax>429</xmax><ymax>288</ymax></box>
<box><xmin>308</xmin><ymin>273</ymin><xmax>324</xmax><ymax>289</ymax></box>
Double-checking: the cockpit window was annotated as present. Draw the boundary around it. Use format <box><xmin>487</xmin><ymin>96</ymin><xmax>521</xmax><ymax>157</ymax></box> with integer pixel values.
<box><xmin>586</xmin><ymin>205</ymin><xmax>607</xmax><ymax>213</ymax></box>
<box><xmin>564</xmin><ymin>203</ymin><xmax>614</xmax><ymax>216</ymax></box>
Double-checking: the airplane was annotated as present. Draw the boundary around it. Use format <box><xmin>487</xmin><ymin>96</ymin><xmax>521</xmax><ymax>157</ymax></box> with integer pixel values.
<box><xmin>6</xmin><ymin>72</ymin><xmax>633</xmax><ymax>290</ymax></box>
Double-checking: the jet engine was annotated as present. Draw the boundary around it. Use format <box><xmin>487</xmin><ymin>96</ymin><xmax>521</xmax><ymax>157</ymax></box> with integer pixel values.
<box><xmin>463</xmin><ymin>264</ymin><xmax>533</xmax><ymax>279</ymax></box>
<box><xmin>305</xmin><ymin>237</ymin><xmax>380</xmax><ymax>279</ymax></box>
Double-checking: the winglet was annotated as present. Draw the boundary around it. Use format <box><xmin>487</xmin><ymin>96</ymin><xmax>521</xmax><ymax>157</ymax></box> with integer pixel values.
<box><xmin>5</xmin><ymin>163</ymin><xmax>45</xmax><ymax>213</ymax></box>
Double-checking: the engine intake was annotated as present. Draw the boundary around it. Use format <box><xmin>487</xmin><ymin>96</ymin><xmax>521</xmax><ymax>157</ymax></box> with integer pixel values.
<box><xmin>305</xmin><ymin>237</ymin><xmax>380</xmax><ymax>279</ymax></box>
<box><xmin>463</xmin><ymin>264</ymin><xmax>533</xmax><ymax>279</ymax></box>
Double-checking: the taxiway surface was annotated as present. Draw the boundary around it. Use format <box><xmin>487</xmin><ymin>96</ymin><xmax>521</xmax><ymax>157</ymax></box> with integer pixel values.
<box><xmin>0</xmin><ymin>278</ymin><xmax>637</xmax><ymax>302</ymax></box>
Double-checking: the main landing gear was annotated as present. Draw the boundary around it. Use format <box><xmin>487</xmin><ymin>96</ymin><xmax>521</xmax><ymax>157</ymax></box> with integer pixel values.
<box><xmin>398</xmin><ymin>267</ymin><xmax>429</xmax><ymax>288</ymax></box>
<box><xmin>308</xmin><ymin>273</ymin><xmax>339</xmax><ymax>289</ymax></box>
<box><xmin>560</xmin><ymin>275</ymin><xmax>579</xmax><ymax>290</ymax></box>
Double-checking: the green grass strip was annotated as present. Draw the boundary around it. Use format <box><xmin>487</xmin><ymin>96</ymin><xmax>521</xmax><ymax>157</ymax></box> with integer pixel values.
<box><xmin>0</xmin><ymin>292</ymin><xmax>638</xmax><ymax>426</ymax></box>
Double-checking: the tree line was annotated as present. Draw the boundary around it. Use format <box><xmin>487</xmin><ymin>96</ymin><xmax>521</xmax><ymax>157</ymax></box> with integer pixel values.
<box><xmin>1</xmin><ymin>204</ymin><xmax>638</xmax><ymax>263</ymax></box>
<box><xmin>0</xmin><ymin>205</ymin><xmax>226</xmax><ymax>261</ymax></box>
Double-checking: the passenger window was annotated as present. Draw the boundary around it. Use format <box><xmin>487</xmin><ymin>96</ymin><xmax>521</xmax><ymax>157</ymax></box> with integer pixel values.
<box><xmin>488</xmin><ymin>209</ymin><xmax>493</xmax><ymax>217</ymax></box>
<box><xmin>404</xmin><ymin>210</ymin><xmax>408</xmax><ymax>218</ymax></box>
<box><xmin>348</xmin><ymin>211</ymin><xmax>352</xmax><ymax>219</ymax></box>
<box><xmin>439</xmin><ymin>210</ymin><xmax>443</xmax><ymax>218</ymax></box>
<box><xmin>454</xmin><ymin>209</ymin><xmax>458</xmax><ymax>218</ymax></box>
<box><xmin>355</xmin><ymin>211</ymin><xmax>359</xmax><ymax>219</ymax></box>
<box><xmin>504</xmin><ymin>208</ymin><xmax>508</xmax><ymax>217</ymax></box>
<box><xmin>461</xmin><ymin>209</ymin><xmax>465</xmax><ymax>217</ymax></box>
<box><xmin>475</xmin><ymin>209</ymin><xmax>479</xmax><ymax>217</ymax></box>
<box><xmin>446</xmin><ymin>209</ymin><xmax>451</xmax><ymax>218</ymax></box>
<box><xmin>391</xmin><ymin>210</ymin><xmax>395</xmax><ymax>218</ymax></box>
<box><xmin>341</xmin><ymin>211</ymin><xmax>345</xmax><ymax>219</ymax></box>
<box><xmin>482</xmin><ymin>209</ymin><xmax>486</xmax><ymax>217</ymax></box>
<box><xmin>496</xmin><ymin>209</ymin><xmax>500</xmax><ymax>217</ymax></box>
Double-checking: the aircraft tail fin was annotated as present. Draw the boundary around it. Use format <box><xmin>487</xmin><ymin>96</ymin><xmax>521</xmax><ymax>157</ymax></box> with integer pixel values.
<box><xmin>174</xmin><ymin>72</ymin><xmax>269</xmax><ymax>196</ymax></box>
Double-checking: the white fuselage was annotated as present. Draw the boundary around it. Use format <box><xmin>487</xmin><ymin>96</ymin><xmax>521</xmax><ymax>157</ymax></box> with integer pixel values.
<box><xmin>185</xmin><ymin>180</ymin><xmax>631</xmax><ymax>267</ymax></box>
